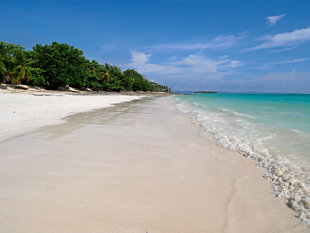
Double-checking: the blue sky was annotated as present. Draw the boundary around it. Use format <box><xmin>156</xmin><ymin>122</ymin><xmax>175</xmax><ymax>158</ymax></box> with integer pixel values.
<box><xmin>1</xmin><ymin>0</ymin><xmax>310</xmax><ymax>92</ymax></box>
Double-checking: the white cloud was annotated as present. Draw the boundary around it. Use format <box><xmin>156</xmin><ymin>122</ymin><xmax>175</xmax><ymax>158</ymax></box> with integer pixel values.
<box><xmin>174</xmin><ymin>54</ymin><xmax>244</xmax><ymax>73</ymax></box>
<box><xmin>268</xmin><ymin>58</ymin><xmax>309</xmax><ymax>65</ymax></box>
<box><xmin>229</xmin><ymin>60</ymin><xmax>244</xmax><ymax>68</ymax></box>
<box><xmin>255</xmin><ymin>58</ymin><xmax>309</xmax><ymax>70</ymax></box>
<box><xmin>127</xmin><ymin>50</ymin><xmax>243</xmax><ymax>75</ymax></box>
<box><xmin>144</xmin><ymin>34</ymin><xmax>245</xmax><ymax>52</ymax></box>
<box><xmin>136</xmin><ymin>63</ymin><xmax>182</xmax><ymax>74</ymax></box>
<box><xmin>266</xmin><ymin>14</ymin><xmax>286</xmax><ymax>26</ymax></box>
<box><xmin>128</xmin><ymin>50</ymin><xmax>182</xmax><ymax>74</ymax></box>
<box><xmin>129</xmin><ymin>49</ymin><xmax>151</xmax><ymax>65</ymax></box>
<box><xmin>249</xmin><ymin>27</ymin><xmax>310</xmax><ymax>50</ymax></box>
<box><xmin>173</xmin><ymin>54</ymin><xmax>227</xmax><ymax>73</ymax></box>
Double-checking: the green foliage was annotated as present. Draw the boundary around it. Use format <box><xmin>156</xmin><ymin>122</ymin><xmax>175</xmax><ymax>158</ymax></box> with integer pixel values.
<box><xmin>124</xmin><ymin>69</ymin><xmax>152</xmax><ymax>91</ymax></box>
<box><xmin>11</xmin><ymin>51</ymin><xmax>34</xmax><ymax>84</ymax></box>
<box><xmin>84</xmin><ymin>60</ymin><xmax>101</xmax><ymax>89</ymax></box>
<box><xmin>101</xmin><ymin>64</ymin><xmax>125</xmax><ymax>91</ymax></box>
<box><xmin>88</xmin><ymin>81</ymin><xmax>102</xmax><ymax>91</ymax></box>
<box><xmin>0</xmin><ymin>41</ymin><xmax>26</xmax><ymax>83</ymax></box>
<box><xmin>150</xmin><ymin>82</ymin><xmax>171</xmax><ymax>92</ymax></box>
<box><xmin>29</xmin><ymin>67</ymin><xmax>45</xmax><ymax>86</ymax></box>
<box><xmin>0</xmin><ymin>41</ymin><xmax>170</xmax><ymax>92</ymax></box>
<box><xmin>31</xmin><ymin>42</ymin><xmax>88</xmax><ymax>89</ymax></box>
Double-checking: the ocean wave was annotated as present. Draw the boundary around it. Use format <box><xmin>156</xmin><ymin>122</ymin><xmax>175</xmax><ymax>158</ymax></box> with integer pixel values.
<box><xmin>218</xmin><ymin>108</ymin><xmax>257</xmax><ymax>119</ymax></box>
<box><xmin>174</xmin><ymin>98</ymin><xmax>310</xmax><ymax>226</ymax></box>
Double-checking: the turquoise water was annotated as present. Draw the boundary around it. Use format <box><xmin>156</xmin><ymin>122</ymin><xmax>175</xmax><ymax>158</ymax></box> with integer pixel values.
<box><xmin>174</xmin><ymin>93</ymin><xmax>310</xmax><ymax>224</ymax></box>
<box><xmin>178</xmin><ymin>93</ymin><xmax>310</xmax><ymax>132</ymax></box>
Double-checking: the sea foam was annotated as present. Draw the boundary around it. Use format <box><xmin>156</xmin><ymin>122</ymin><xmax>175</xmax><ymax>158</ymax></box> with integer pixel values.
<box><xmin>174</xmin><ymin>96</ymin><xmax>310</xmax><ymax>225</ymax></box>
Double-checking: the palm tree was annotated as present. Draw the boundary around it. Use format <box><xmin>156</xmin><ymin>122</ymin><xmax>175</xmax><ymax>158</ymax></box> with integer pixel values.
<box><xmin>12</xmin><ymin>62</ymin><xmax>32</xmax><ymax>84</ymax></box>
<box><xmin>0</xmin><ymin>42</ymin><xmax>31</xmax><ymax>84</ymax></box>
<box><xmin>0</xmin><ymin>59</ymin><xmax>6</xmax><ymax>77</ymax></box>
<box><xmin>0</xmin><ymin>55</ymin><xmax>15</xmax><ymax>84</ymax></box>
<box><xmin>0</xmin><ymin>42</ymin><xmax>14</xmax><ymax>83</ymax></box>
<box><xmin>11</xmin><ymin>52</ymin><xmax>34</xmax><ymax>84</ymax></box>
<box><xmin>101</xmin><ymin>69</ymin><xmax>110</xmax><ymax>83</ymax></box>
<box><xmin>129</xmin><ymin>77</ymin><xmax>135</xmax><ymax>91</ymax></box>
<box><xmin>0</xmin><ymin>44</ymin><xmax>6</xmax><ymax>81</ymax></box>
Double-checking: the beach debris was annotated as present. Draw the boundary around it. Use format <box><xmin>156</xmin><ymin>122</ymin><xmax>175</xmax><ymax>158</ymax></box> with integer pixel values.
<box><xmin>57</xmin><ymin>85</ymin><xmax>80</xmax><ymax>93</ymax></box>
<box><xmin>14</xmin><ymin>84</ymin><xmax>29</xmax><ymax>90</ymax></box>
<box><xmin>68</xmin><ymin>87</ymin><xmax>79</xmax><ymax>92</ymax></box>
<box><xmin>0</xmin><ymin>84</ymin><xmax>8</xmax><ymax>90</ymax></box>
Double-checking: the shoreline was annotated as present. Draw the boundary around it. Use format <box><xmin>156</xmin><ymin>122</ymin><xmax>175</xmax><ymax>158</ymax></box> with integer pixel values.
<box><xmin>0</xmin><ymin>93</ymin><xmax>307</xmax><ymax>232</ymax></box>
<box><xmin>0</xmin><ymin>83</ymin><xmax>172</xmax><ymax>96</ymax></box>
<box><xmin>174</xmin><ymin>94</ymin><xmax>310</xmax><ymax>226</ymax></box>
<box><xmin>0</xmin><ymin>91</ymin><xmax>147</xmax><ymax>142</ymax></box>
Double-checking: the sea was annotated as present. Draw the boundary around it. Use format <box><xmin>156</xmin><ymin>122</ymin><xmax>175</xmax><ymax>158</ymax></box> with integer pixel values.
<box><xmin>174</xmin><ymin>93</ymin><xmax>310</xmax><ymax>224</ymax></box>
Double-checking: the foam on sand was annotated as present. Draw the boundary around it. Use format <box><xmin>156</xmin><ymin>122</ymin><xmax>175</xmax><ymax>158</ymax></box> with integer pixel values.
<box><xmin>0</xmin><ymin>97</ymin><xmax>306</xmax><ymax>233</ymax></box>
<box><xmin>174</xmin><ymin>96</ymin><xmax>310</xmax><ymax>225</ymax></box>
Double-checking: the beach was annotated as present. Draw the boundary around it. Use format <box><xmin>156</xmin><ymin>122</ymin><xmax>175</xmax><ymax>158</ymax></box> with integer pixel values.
<box><xmin>0</xmin><ymin>93</ymin><xmax>307</xmax><ymax>232</ymax></box>
<box><xmin>0</xmin><ymin>92</ymin><xmax>145</xmax><ymax>141</ymax></box>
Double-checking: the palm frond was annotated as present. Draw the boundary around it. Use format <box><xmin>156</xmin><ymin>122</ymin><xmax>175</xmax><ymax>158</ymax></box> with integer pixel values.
<box><xmin>0</xmin><ymin>61</ymin><xmax>6</xmax><ymax>74</ymax></box>
<box><xmin>25</xmin><ymin>68</ymin><xmax>32</xmax><ymax>82</ymax></box>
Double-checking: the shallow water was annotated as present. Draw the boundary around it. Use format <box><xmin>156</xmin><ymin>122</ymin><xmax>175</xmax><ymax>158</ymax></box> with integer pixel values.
<box><xmin>174</xmin><ymin>93</ymin><xmax>310</xmax><ymax>225</ymax></box>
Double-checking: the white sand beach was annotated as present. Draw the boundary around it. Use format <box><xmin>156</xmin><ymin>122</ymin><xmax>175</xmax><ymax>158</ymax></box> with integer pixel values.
<box><xmin>0</xmin><ymin>92</ymin><xmax>144</xmax><ymax>141</ymax></box>
<box><xmin>0</xmin><ymin>93</ymin><xmax>307</xmax><ymax>232</ymax></box>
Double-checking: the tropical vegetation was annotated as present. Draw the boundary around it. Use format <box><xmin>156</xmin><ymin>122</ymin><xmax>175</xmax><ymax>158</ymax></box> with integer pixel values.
<box><xmin>0</xmin><ymin>41</ymin><xmax>170</xmax><ymax>92</ymax></box>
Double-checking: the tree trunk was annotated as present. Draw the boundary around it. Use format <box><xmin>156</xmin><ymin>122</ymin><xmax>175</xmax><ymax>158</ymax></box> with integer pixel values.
<box><xmin>2</xmin><ymin>74</ymin><xmax>10</xmax><ymax>84</ymax></box>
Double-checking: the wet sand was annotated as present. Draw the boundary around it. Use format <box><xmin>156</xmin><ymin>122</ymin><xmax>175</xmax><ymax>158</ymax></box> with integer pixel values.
<box><xmin>0</xmin><ymin>92</ymin><xmax>144</xmax><ymax>141</ymax></box>
<box><xmin>0</xmin><ymin>97</ymin><xmax>307</xmax><ymax>232</ymax></box>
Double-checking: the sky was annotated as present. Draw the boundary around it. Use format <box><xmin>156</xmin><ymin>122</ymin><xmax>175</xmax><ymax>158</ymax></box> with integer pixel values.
<box><xmin>1</xmin><ymin>0</ymin><xmax>310</xmax><ymax>93</ymax></box>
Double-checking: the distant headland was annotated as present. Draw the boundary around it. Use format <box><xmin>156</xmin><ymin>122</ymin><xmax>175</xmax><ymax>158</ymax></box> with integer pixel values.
<box><xmin>194</xmin><ymin>91</ymin><xmax>218</xmax><ymax>94</ymax></box>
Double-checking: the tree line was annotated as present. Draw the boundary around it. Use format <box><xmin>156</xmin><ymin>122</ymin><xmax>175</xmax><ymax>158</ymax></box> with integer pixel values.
<box><xmin>0</xmin><ymin>41</ymin><xmax>170</xmax><ymax>92</ymax></box>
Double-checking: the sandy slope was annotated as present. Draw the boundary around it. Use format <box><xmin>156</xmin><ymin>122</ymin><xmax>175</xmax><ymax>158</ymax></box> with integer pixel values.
<box><xmin>0</xmin><ymin>92</ymin><xmax>144</xmax><ymax>141</ymax></box>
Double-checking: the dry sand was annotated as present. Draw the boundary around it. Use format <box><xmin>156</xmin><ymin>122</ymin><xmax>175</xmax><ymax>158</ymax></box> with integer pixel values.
<box><xmin>0</xmin><ymin>92</ymin><xmax>144</xmax><ymax>141</ymax></box>
<box><xmin>0</xmin><ymin>95</ymin><xmax>308</xmax><ymax>232</ymax></box>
